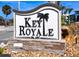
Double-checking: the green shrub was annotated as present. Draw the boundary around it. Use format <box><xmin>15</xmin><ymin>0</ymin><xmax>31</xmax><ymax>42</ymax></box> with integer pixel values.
<box><xmin>0</xmin><ymin>48</ymin><xmax>4</xmax><ymax>54</ymax></box>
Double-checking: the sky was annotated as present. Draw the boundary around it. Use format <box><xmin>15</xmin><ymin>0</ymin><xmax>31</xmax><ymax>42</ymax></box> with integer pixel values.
<box><xmin>0</xmin><ymin>1</ymin><xmax>79</xmax><ymax>20</ymax></box>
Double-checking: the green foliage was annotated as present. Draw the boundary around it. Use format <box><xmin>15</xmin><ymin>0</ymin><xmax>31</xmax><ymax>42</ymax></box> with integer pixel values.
<box><xmin>61</xmin><ymin>15</ymin><xmax>65</xmax><ymax>25</ymax></box>
<box><xmin>0</xmin><ymin>48</ymin><xmax>4</xmax><ymax>54</ymax></box>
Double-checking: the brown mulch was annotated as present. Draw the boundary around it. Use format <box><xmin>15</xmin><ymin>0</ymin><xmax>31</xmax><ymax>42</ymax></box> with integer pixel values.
<box><xmin>3</xmin><ymin>46</ymin><xmax>61</xmax><ymax>57</ymax></box>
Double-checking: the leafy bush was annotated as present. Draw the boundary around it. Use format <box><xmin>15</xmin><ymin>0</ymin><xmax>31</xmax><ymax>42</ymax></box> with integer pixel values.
<box><xmin>0</xmin><ymin>48</ymin><xmax>4</xmax><ymax>54</ymax></box>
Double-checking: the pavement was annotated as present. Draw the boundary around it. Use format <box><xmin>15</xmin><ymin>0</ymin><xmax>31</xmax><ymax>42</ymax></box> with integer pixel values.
<box><xmin>0</xmin><ymin>31</ymin><xmax>13</xmax><ymax>41</ymax></box>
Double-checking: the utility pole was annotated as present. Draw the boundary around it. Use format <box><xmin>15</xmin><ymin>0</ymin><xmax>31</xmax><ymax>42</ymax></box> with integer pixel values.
<box><xmin>18</xmin><ymin>1</ymin><xmax>20</xmax><ymax>11</ymax></box>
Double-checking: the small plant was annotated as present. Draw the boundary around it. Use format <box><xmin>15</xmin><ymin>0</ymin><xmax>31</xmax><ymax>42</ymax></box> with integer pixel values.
<box><xmin>0</xmin><ymin>48</ymin><xmax>4</xmax><ymax>54</ymax></box>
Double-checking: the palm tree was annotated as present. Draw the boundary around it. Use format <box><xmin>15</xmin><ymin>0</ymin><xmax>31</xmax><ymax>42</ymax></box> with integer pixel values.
<box><xmin>64</xmin><ymin>8</ymin><xmax>73</xmax><ymax>24</ymax></box>
<box><xmin>68</xmin><ymin>8</ymin><xmax>73</xmax><ymax>24</ymax></box>
<box><xmin>68</xmin><ymin>8</ymin><xmax>73</xmax><ymax>14</ymax></box>
<box><xmin>64</xmin><ymin>8</ymin><xmax>73</xmax><ymax>14</ymax></box>
<box><xmin>60</xmin><ymin>5</ymin><xmax>73</xmax><ymax>25</ymax></box>
<box><xmin>2</xmin><ymin>5</ymin><xmax>11</xmax><ymax>26</ymax></box>
<box><xmin>37</xmin><ymin>13</ymin><xmax>49</xmax><ymax>36</ymax></box>
<box><xmin>60</xmin><ymin>5</ymin><xmax>66</xmax><ymax>25</ymax></box>
<box><xmin>2</xmin><ymin>5</ymin><xmax>11</xmax><ymax>17</ymax></box>
<box><xmin>60</xmin><ymin>5</ymin><xmax>66</xmax><ymax>15</ymax></box>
